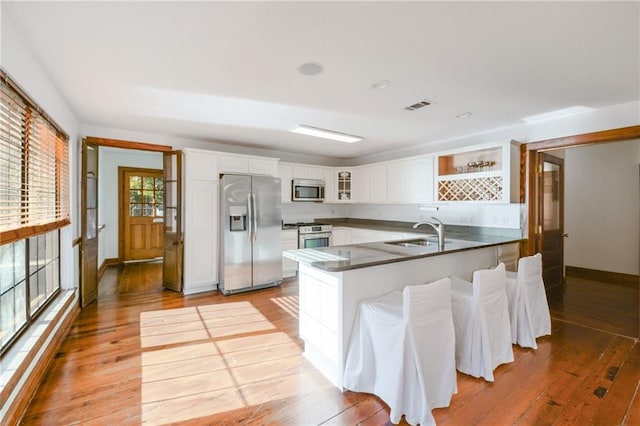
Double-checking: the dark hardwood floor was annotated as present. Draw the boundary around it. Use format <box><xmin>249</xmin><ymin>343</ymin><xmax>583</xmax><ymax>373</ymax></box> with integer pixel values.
<box><xmin>21</xmin><ymin>264</ymin><xmax>640</xmax><ymax>425</ymax></box>
<box><xmin>549</xmin><ymin>276</ymin><xmax>639</xmax><ymax>338</ymax></box>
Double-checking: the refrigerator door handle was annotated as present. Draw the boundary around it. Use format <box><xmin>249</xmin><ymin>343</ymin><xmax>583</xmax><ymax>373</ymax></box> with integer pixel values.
<box><xmin>252</xmin><ymin>193</ymin><xmax>258</xmax><ymax>241</ymax></box>
<box><xmin>247</xmin><ymin>193</ymin><xmax>253</xmax><ymax>243</ymax></box>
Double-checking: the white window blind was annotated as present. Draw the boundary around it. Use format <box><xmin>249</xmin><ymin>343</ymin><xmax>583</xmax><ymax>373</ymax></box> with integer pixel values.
<box><xmin>0</xmin><ymin>72</ymin><xmax>69</xmax><ymax>245</ymax></box>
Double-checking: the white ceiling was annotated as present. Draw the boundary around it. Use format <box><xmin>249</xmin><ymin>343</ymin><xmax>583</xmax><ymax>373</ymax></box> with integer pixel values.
<box><xmin>3</xmin><ymin>1</ymin><xmax>639</xmax><ymax>159</ymax></box>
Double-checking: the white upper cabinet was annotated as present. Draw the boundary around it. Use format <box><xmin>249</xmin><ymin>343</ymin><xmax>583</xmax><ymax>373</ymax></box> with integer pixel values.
<box><xmin>292</xmin><ymin>164</ymin><xmax>325</xmax><ymax>180</ymax></box>
<box><xmin>387</xmin><ymin>155</ymin><xmax>433</xmax><ymax>204</ymax></box>
<box><xmin>435</xmin><ymin>141</ymin><xmax>520</xmax><ymax>203</ymax></box>
<box><xmin>278</xmin><ymin>162</ymin><xmax>294</xmax><ymax>203</ymax></box>
<box><xmin>218</xmin><ymin>153</ymin><xmax>278</xmax><ymax>176</ymax></box>
<box><xmin>322</xmin><ymin>166</ymin><xmax>336</xmax><ymax>203</ymax></box>
<box><xmin>353</xmin><ymin>164</ymin><xmax>387</xmax><ymax>204</ymax></box>
<box><xmin>249</xmin><ymin>157</ymin><xmax>278</xmax><ymax>175</ymax></box>
<box><xmin>407</xmin><ymin>156</ymin><xmax>434</xmax><ymax>204</ymax></box>
<box><xmin>352</xmin><ymin>167</ymin><xmax>369</xmax><ymax>203</ymax></box>
<box><xmin>185</xmin><ymin>148</ymin><xmax>219</xmax><ymax>181</ymax></box>
<box><xmin>368</xmin><ymin>164</ymin><xmax>388</xmax><ymax>203</ymax></box>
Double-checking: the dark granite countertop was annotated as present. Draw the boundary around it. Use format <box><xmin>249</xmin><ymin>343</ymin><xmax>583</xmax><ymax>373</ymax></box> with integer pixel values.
<box><xmin>284</xmin><ymin>234</ymin><xmax>522</xmax><ymax>272</ymax></box>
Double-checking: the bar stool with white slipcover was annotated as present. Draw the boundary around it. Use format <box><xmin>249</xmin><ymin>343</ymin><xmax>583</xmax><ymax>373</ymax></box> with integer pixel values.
<box><xmin>343</xmin><ymin>278</ymin><xmax>457</xmax><ymax>426</ymax></box>
<box><xmin>450</xmin><ymin>263</ymin><xmax>513</xmax><ymax>382</ymax></box>
<box><xmin>505</xmin><ymin>253</ymin><xmax>551</xmax><ymax>349</ymax></box>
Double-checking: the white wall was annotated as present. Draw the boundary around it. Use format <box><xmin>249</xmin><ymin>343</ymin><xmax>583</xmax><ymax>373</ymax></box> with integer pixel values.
<box><xmin>564</xmin><ymin>140</ymin><xmax>640</xmax><ymax>275</ymax></box>
<box><xmin>97</xmin><ymin>148</ymin><xmax>163</xmax><ymax>264</ymax></box>
<box><xmin>1</xmin><ymin>12</ymin><xmax>81</xmax><ymax>290</ymax></box>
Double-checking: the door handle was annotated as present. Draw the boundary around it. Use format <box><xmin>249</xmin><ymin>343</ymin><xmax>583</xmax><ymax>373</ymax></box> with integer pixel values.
<box><xmin>247</xmin><ymin>193</ymin><xmax>253</xmax><ymax>243</ymax></box>
<box><xmin>252</xmin><ymin>193</ymin><xmax>257</xmax><ymax>242</ymax></box>
<box><xmin>561</xmin><ymin>233</ymin><xmax>569</xmax><ymax>238</ymax></box>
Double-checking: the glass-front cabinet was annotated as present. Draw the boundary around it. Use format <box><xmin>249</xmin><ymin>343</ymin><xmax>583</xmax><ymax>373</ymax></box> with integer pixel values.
<box><xmin>335</xmin><ymin>169</ymin><xmax>352</xmax><ymax>202</ymax></box>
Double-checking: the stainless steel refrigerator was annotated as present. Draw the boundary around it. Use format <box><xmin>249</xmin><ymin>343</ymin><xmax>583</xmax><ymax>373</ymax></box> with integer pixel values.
<box><xmin>219</xmin><ymin>174</ymin><xmax>282</xmax><ymax>294</ymax></box>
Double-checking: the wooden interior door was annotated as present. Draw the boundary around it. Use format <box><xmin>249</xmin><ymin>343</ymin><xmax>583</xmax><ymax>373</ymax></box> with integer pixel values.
<box><xmin>81</xmin><ymin>139</ymin><xmax>99</xmax><ymax>307</ymax></box>
<box><xmin>120</xmin><ymin>167</ymin><xmax>164</xmax><ymax>261</ymax></box>
<box><xmin>162</xmin><ymin>151</ymin><xmax>183</xmax><ymax>291</ymax></box>
<box><xmin>539</xmin><ymin>153</ymin><xmax>565</xmax><ymax>301</ymax></box>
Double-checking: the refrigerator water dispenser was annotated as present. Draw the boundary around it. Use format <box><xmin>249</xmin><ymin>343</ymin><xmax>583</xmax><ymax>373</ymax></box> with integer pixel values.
<box><xmin>228</xmin><ymin>205</ymin><xmax>247</xmax><ymax>231</ymax></box>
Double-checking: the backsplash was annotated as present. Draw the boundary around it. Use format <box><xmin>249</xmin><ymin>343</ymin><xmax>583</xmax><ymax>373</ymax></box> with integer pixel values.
<box><xmin>346</xmin><ymin>203</ymin><xmax>523</xmax><ymax>230</ymax></box>
<box><xmin>281</xmin><ymin>202</ymin><xmax>349</xmax><ymax>224</ymax></box>
<box><xmin>282</xmin><ymin>201</ymin><xmax>524</xmax><ymax>233</ymax></box>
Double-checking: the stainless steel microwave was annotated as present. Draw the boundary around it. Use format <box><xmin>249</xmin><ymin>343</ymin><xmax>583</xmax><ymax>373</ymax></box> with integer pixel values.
<box><xmin>292</xmin><ymin>178</ymin><xmax>325</xmax><ymax>202</ymax></box>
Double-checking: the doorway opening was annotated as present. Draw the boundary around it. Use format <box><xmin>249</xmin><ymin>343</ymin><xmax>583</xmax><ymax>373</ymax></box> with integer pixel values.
<box><xmin>522</xmin><ymin>125</ymin><xmax>640</xmax><ymax>338</ymax></box>
<box><xmin>80</xmin><ymin>137</ymin><xmax>175</xmax><ymax>307</ymax></box>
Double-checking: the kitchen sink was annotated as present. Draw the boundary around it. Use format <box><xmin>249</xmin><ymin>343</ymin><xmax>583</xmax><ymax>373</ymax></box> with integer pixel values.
<box><xmin>384</xmin><ymin>238</ymin><xmax>450</xmax><ymax>248</ymax></box>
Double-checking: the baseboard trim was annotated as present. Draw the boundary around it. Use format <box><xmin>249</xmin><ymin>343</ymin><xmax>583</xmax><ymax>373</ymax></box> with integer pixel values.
<box><xmin>98</xmin><ymin>257</ymin><xmax>120</xmax><ymax>282</ymax></box>
<box><xmin>566</xmin><ymin>266</ymin><xmax>639</xmax><ymax>288</ymax></box>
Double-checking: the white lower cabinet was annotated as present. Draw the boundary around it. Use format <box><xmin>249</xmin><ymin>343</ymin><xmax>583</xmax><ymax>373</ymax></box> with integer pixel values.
<box><xmin>349</xmin><ymin>228</ymin><xmax>377</xmax><ymax>244</ymax></box>
<box><xmin>376</xmin><ymin>231</ymin><xmax>404</xmax><ymax>241</ymax></box>
<box><xmin>331</xmin><ymin>227</ymin><xmax>351</xmax><ymax>246</ymax></box>
<box><xmin>282</xmin><ymin>229</ymin><xmax>298</xmax><ymax>278</ymax></box>
<box><xmin>497</xmin><ymin>242</ymin><xmax>520</xmax><ymax>272</ymax></box>
<box><xmin>331</xmin><ymin>227</ymin><xmax>405</xmax><ymax>246</ymax></box>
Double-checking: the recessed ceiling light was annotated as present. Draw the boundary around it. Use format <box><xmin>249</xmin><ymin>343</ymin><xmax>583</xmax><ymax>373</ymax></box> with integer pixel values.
<box><xmin>290</xmin><ymin>125</ymin><xmax>362</xmax><ymax>143</ymax></box>
<box><xmin>523</xmin><ymin>106</ymin><xmax>594</xmax><ymax>123</ymax></box>
<box><xmin>298</xmin><ymin>62</ymin><xmax>324</xmax><ymax>76</ymax></box>
<box><xmin>456</xmin><ymin>112</ymin><xmax>473</xmax><ymax>119</ymax></box>
<box><xmin>371</xmin><ymin>80</ymin><xmax>391</xmax><ymax>90</ymax></box>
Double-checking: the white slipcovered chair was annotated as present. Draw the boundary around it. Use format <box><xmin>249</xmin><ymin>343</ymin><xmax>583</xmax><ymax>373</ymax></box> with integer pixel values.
<box><xmin>343</xmin><ymin>278</ymin><xmax>457</xmax><ymax>426</ymax></box>
<box><xmin>450</xmin><ymin>263</ymin><xmax>513</xmax><ymax>382</ymax></box>
<box><xmin>505</xmin><ymin>253</ymin><xmax>551</xmax><ymax>349</ymax></box>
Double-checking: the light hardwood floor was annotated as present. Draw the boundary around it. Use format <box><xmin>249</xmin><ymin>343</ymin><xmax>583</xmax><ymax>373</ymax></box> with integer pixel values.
<box><xmin>21</xmin><ymin>263</ymin><xmax>640</xmax><ymax>425</ymax></box>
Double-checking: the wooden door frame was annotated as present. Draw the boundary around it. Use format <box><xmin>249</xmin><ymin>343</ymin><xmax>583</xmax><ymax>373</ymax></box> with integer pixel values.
<box><xmin>118</xmin><ymin>166</ymin><xmax>165</xmax><ymax>262</ymax></box>
<box><xmin>80</xmin><ymin>137</ymin><xmax>172</xmax><ymax>292</ymax></box>
<box><xmin>520</xmin><ymin>125</ymin><xmax>640</xmax><ymax>335</ymax></box>
<box><xmin>521</xmin><ymin>125</ymin><xmax>640</xmax><ymax>255</ymax></box>
<box><xmin>83</xmin><ymin>136</ymin><xmax>173</xmax><ymax>153</ymax></box>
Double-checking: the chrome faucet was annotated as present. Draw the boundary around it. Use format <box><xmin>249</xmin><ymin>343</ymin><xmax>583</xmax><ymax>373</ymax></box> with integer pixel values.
<box><xmin>413</xmin><ymin>217</ymin><xmax>445</xmax><ymax>250</ymax></box>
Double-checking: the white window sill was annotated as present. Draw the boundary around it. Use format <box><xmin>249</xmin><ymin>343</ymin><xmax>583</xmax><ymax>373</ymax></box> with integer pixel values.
<box><xmin>1</xmin><ymin>290</ymin><xmax>77</xmax><ymax>421</ymax></box>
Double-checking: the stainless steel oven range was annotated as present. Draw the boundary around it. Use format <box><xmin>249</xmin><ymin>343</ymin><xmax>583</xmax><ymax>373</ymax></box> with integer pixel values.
<box><xmin>298</xmin><ymin>223</ymin><xmax>333</xmax><ymax>249</ymax></box>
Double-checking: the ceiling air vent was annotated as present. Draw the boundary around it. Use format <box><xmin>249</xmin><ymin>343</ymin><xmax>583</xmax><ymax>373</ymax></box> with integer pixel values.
<box><xmin>405</xmin><ymin>100</ymin><xmax>433</xmax><ymax>111</ymax></box>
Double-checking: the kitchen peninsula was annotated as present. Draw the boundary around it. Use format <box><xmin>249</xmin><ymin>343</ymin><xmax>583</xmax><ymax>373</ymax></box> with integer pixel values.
<box><xmin>284</xmin><ymin>229</ymin><xmax>521</xmax><ymax>390</ymax></box>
